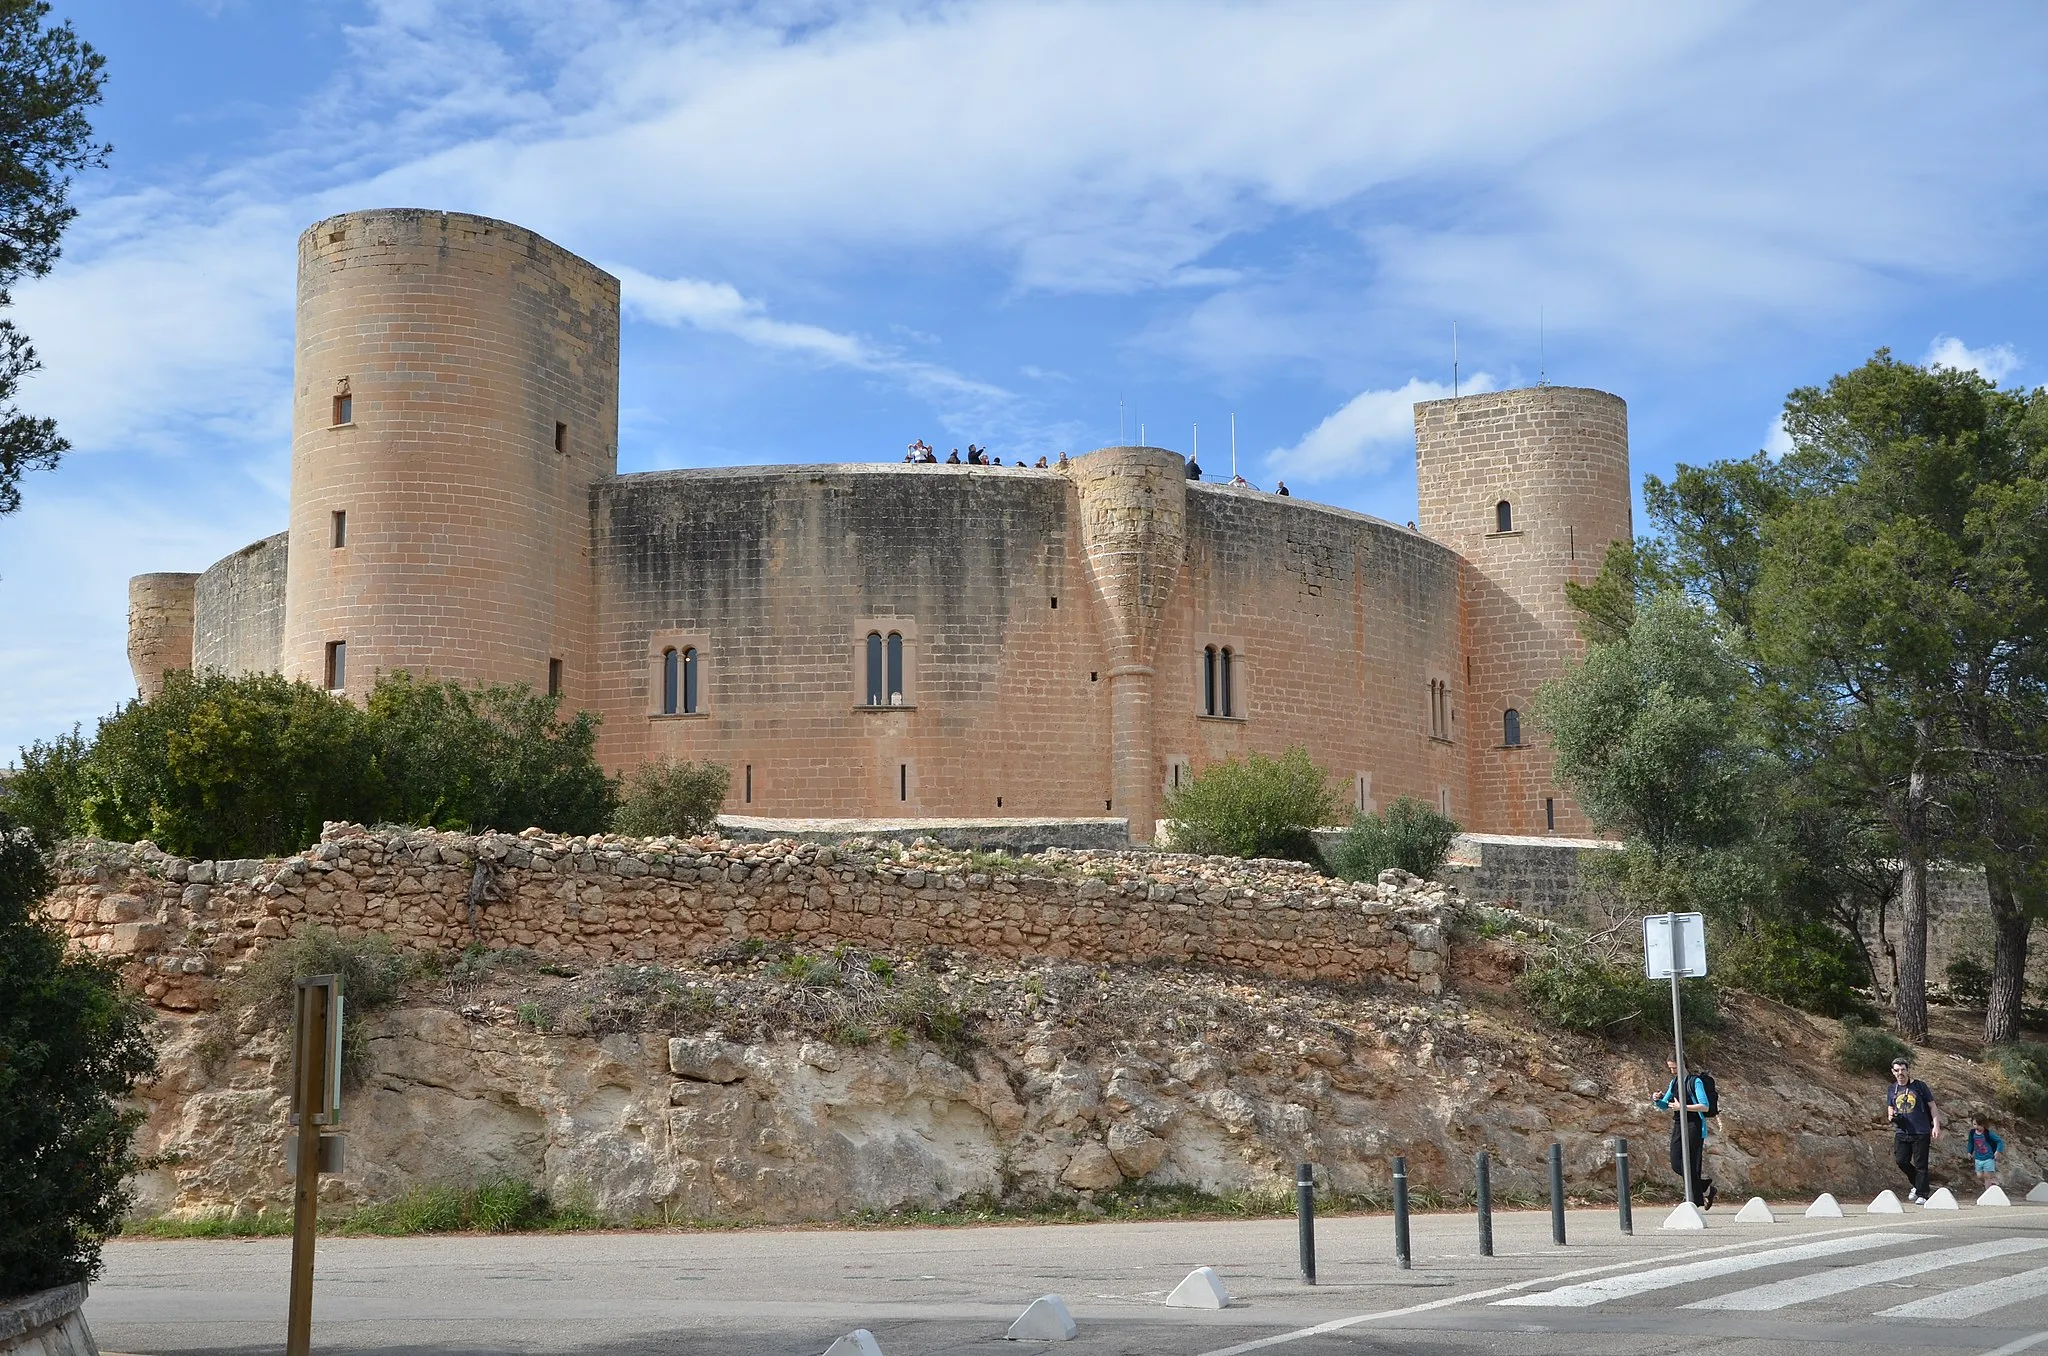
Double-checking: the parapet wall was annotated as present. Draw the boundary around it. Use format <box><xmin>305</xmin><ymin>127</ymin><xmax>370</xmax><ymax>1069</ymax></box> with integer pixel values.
<box><xmin>44</xmin><ymin>828</ymin><xmax>1448</xmax><ymax>1011</ymax></box>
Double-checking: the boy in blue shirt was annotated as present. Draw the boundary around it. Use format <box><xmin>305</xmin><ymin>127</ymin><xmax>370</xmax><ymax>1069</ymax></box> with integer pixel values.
<box><xmin>1654</xmin><ymin>1058</ymin><xmax>1715</xmax><ymax>1209</ymax></box>
<box><xmin>1968</xmin><ymin>1115</ymin><xmax>2003</xmax><ymax>1188</ymax></box>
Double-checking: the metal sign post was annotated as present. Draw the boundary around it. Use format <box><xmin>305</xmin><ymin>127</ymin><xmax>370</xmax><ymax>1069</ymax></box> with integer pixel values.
<box><xmin>287</xmin><ymin>974</ymin><xmax>344</xmax><ymax>1356</ymax></box>
<box><xmin>1644</xmin><ymin>914</ymin><xmax>1706</xmax><ymax>1212</ymax></box>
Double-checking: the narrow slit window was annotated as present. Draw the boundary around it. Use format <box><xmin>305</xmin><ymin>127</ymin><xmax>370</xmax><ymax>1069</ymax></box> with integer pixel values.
<box><xmin>1503</xmin><ymin>708</ymin><xmax>1522</xmax><ymax>747</ymax></box>
<box><xmin>554</xmin><ymin>421</ymin><xmax>568</xmax><ymax>454</ymax></box>
<box><xmin>1203</xmin><ymin>646</ymin><xmax>1217</xmax><ymax>716</ymax></box>
<box><xmin>324</xmin><ymin>640</ymin><xmax>347</xmax><ymax>691</ymax></box>
<box><xmin>745</xmin><ymin>764</ymin><xmax>752</xmax><ymax>803</ymax></box>
<box><xmin>661</xmin><ymin>647</ymin><xmax>679</xmax><ymax>715</ymax></box>
<box><xmin>1545</xmin><ymin>796</ymin><xmax>1556</xmax><ymax>831</ymax></box>
<box><xmin>899</xmin><ymin>764</ymin><xmax>908</xmax><ymax>801</ymax></box>
<box><xmin>1495</xmin><ymin>499</ymin><xmax>1513</xmax><ymax>533</ymax></box>
<box><xmin>548</xmin><ymin>658</ymin><xmax>563</xmax><ymax>697</ymax></box>
<box><xmin>681</xmin><ymin>647</ymin><xmax>699</xmax><ymax>714</ymax></box>
<box><xmin>865</xmin><ymin>632</ymin><xmax>884</xmax><ymax>706</ymax></box>
<box><xmin>332</xmin><ymin>393</ymin><xmax>352</xmax><ymax>426</ymax></box>
<box><xmin>331</xmin><ymin>510</ymin><xmax>347</xmax><ymax>548</ymax></box>
<box><xmin>886</xmin><ymin>632</ymin><xmax>904</xmax><ymax>704</ymax></box>
<box><xmin>1220</xmin><ymin>647</ymin><xmax>1235</xmax><ymax>718</ymax></box>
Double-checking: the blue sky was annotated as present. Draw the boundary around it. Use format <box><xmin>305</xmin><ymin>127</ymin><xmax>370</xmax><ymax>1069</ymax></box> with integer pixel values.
<box><xmin>4</xmin><ymin>1</ymin><xmax>2046</xmax><ymax>758</ymax></box>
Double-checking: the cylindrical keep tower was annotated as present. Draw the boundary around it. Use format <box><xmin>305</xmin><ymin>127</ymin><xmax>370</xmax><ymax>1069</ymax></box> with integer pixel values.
<box><xmin>1072</xmin><ymin>446</ymin><xmax>1188</xmax><ymax>844</ymax></box>
<box><xmin>1414</xmin><ymin>386</ymin><xmax>1631</xmax><ymax>836</ymax></box>
<box><xmin>127</xmin><ymin>572</ymin><xmax>199</xmax><ymax>696</ymax></box>
<box><xmin>281</xmin><ymin>209</ymin><xmax>620</xmax><ymax>701</ymax></box>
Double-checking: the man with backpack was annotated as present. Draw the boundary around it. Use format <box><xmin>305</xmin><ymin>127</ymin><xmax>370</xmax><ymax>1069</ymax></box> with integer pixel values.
<box><xmin>1654</xmin><ymin>1057</ymin><xmax>1718</xmax><ymax>1209</ymax></box>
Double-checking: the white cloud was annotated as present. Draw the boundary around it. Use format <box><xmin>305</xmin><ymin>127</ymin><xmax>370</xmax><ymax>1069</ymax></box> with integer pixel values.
<box><xmin>1267</xmin><ymin>375</ymin><xmax>1498</xmax><ymax>482</ymax></box>
<box><xmin>1922</xmin><ymin>334</ymin><xmax>2022</xmax><ymax>382</ymax></box>
<box><xmin>613</xmin><ymin>264</ymin><xmax>1008</xmax><ymax>408</ymax></box>
<box><xmin>1763</xmin><ymin>412</ymin><xmax>1793</xmax><ymax>458</ymax></box>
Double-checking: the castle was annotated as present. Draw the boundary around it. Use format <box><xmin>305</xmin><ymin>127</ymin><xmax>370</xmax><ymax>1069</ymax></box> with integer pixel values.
<box><xmin>126</xmin><ymin>209</ymin><xmax>1632</xmax><ymax>845</ymax></box>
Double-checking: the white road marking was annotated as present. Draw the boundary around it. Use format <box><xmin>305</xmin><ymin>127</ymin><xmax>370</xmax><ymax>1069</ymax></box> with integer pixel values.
<box><xmin>1685</xmin><ymin>1237</ymin><xmax>2048</xmax><ymax>1312</ymax></box>
<box><xmin>1975</xmin><ymin>1333</ymin><xmax>2048</xmax><ymax>1356</ymax></box>
<box><xmin>1491</xmin><ymin>1232</ymin><xmax>1930</xmax><ymax>1309</ymax></box>
<box><xmin>1880</xmin><ymin>1262</ymin><xmax>2048</xmax><ymax>1320</ymax></box>
<box><xmin>1190</xmin><ymin>1222</ymin><xmax>1931</xmax><ymax>1356</ymax></box>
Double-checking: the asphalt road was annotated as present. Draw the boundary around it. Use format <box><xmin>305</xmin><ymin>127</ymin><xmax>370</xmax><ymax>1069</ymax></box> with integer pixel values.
<box><xmin>88</xmin><ymin>1202</ymin><xmax>2048</xmax><ymax>1356</ymax></box>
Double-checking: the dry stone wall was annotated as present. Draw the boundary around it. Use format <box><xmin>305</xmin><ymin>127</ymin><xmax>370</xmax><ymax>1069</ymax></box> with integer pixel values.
<box><xmin>44</xmin><ymin>826</ymin><xmax>1447</xmax><ymax>1009</ymax></box>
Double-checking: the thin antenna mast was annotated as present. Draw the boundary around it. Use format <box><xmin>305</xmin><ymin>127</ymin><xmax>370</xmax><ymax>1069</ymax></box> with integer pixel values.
<box><xmin>1452</xmin><ymin>323</ymin><xmax>1460</xmax><ymax>398</ymax></box>
<box><xmin>1140</xmin><ymin>421</ymin><xmax>1145</xmax><ymax>447</ymax></box>
<box><xmin>1539</xmin><ymin>306</ymin><xmax>1546</xmax><ymax>386</ymax></box>
<box><xmin>1230</xmin><ymin>413</ymin><xmax>1238</xmax><ymax>477</ymax></box>
<box><xmin>1119</xmin><ymin>398</ymin><xmax>1126</xmax><ymax>446</ymax></box>
<box><xmin>1193</xmin><ymin>421</ymin><xmax>1198</xmax><ymax>464</ymax></box>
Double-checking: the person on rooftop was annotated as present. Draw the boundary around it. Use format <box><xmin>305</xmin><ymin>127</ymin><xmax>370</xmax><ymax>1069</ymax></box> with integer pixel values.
<box><xmin>1277</xmin><ymin>481</ymin><xmax>1290</xmax><ymax>496</ymax></box>
<box><xmin>1186</xmin><ymin>458</ymin><xmax>1202</xmax><ymax>480</ymax></box>
<box><xmin>946</xmin><ymin>449</ymin><xmax>961</xmax><ymax>464</ymax></box>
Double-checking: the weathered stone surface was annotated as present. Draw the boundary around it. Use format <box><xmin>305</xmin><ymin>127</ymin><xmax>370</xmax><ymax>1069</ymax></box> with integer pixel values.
<box><xmin>1106</xmin><ymin>1122</ymin><xmax>1168</xmax><ymax>1178</ymax></box>
<box><xmin>1061</xmin><ymin>1141</ymin><xmax>1123</xmax><ymax>1190</ymax></box>
<box><xmin>670</xmin><ymin>1036</ymin><xmax>747</xmax><ymax>1083</ymax></box>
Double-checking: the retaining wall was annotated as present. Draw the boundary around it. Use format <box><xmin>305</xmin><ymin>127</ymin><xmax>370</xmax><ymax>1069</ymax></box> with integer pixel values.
<box><xmin>0</xmin><ymin>1285</ymin><xmax>95</xmax><ymax>1356</ymax></box>
<box><xmin>44</xmin><ymin>827</ymin><xmax>1447</xmax><ymax>1011</ymax></box>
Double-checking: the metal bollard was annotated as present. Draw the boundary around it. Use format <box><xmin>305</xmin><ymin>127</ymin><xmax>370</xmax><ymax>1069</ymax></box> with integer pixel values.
<box><xmin>1615</xmin><ymin>1137</ymin><xmax>1633</xmax><ymax>1236</ymax></box>
<box><xmin>1475</xmin><ymin>1150</ymin><xmax>1494</xmax><ymax>1257</ymax></box>
<box><xmin>1549</xmin><ymin>1142</ymin><xmax>1567</xmax><ymax>1246</ymax></box>
<box><xmin>1297</xmin><ymin>1162</ymin><xmax>1317</xmax><ymax>1286</ymax></box>
<box><xmin>1392</xmin><ymin>1156</ymin><xmax>1411</xmax><ymax>1271</ymax></box>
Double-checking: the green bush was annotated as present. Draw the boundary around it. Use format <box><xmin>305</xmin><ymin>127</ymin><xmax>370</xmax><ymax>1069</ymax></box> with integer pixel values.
<box><xmin>1518</xmin><ymin>943</ymin><xmax>1717</xmax><ymax>1037</ymax></box>
<box><xmin>1161</xmin><ymin>746</ymin><xmax>1338</xmax><ymax>861</ymax></box>
<box><xmin>1835</xmin><ymin>1017</ymin><xmax>1913</xmax><ymax>1075</ymax></box>
<box><xmin>610</xmin><ymin>758</ymin><xmax>729</xmax><ymax>838</ymax></box>
<box><xmin>1994</xmin><ymin>1042</ymin><xmax>2048</xmax><ymax>1120</ymax></box>
<box><xmin>6</xmin><ymin>670</ymin><xmax>618</xmax><ymax>859</ymax></box>
<box><xmin>1945</xmin><ymin>955</ymin><xmax>1993</xmax><ymax>1007</ymax></box>
<box><xmin>0</xmin><ymin>822</ymin><xmax>159</xmax><ymax>1293</ymax></box>
<box><xmin>71</xmin><ymin>670</ymin><xmax>381</xmax><ymax>858</ymax></box>
<box><xmin>1324</xmin><ymin>796</ymin><xmax>1460</xmax><ymax>882</ymax></box>
<box><xmin>215</xmin><ymin>926</ymin><xmax>413</xmax><ymax>1084</ymax></box>
<box><xmin>1720</xmin><ymin>917</ymin><xmax>1873</xmax><ymax>1019</ymax></box>
<box><xmin>366</xmin><ymin>672</ymin><xmax>614</xmax><ymax>836</ymax></box>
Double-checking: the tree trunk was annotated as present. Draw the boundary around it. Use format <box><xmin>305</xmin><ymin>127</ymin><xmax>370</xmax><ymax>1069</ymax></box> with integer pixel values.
<box><xmin>1895</xmin><ymin>732</ymin><xmax>1933</xmax><ymax>1042</ymax></box>
<box><xmin>1985</xmin><ymin>873</ymin><xmax>2031</xmax><ymax>1046</ymax></box>
<box><xmin>1896</xmin><ymin>847</ymin><xmax>1930</xmax><ymax>1041</ymax></box>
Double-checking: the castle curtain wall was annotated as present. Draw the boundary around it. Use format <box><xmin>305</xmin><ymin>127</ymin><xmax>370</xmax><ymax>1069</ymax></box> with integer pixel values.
<box><xmin>589</xmin><ymin>465</ymin><xmax>1113</xmax><ymax>821</ymax></box>
<box><xmin>1155</xmin><ymin>486</ymin><xmax>1467</xmax><ymax>828</ymax></box>
<box><xmin>192</xmin><ymin>531</ymin><xmax>288</xmax><ymax>677</ymax></box>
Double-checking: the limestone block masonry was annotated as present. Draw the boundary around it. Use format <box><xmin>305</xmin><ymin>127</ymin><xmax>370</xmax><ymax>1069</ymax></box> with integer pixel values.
<box><xmin>128</xmin><ymin>208</ymin><xmax>1636</xmax><ymax>843</ymax></box>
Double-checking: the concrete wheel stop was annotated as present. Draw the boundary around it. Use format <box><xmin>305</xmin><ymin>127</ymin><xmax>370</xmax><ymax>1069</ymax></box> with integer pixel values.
<box><xmin>1165</xmin><ymin>1267</ymin><xmax>1231</xmax><ymax>1309</ymax></box>
<box><xmin>822</xmin><ymin>1331</ymin><xmax>884</xmax><ymax>1356</ymax></box>
<box><xmin>1867</xmin><ymin>1189</ymin><xmax>1904</xmax><ymax>1214</ymax></box>
<box><xmin>1804</xmin><ymin>1193</ymin><xmax>1843</xmax><ymax>1218</ymax></box>
<box><xmin>1007</xmin><ymin>1295</ymin><xmax>1077</xmax><ymax>1341</ymax></box>
<box><xmin>2031</xmin><ymin>1182</ymin><xmax>2048</xmax><ymax>1204</ymax></box>
<box><xmin>1979</xmin><ymin>1185</ymin><xmax>2012</xmax><ymax>1207</ymax></box>
<box><xmin>1922</xmin><ymin>1187</ymin><xmax>1959</xmax><ymax>1210</ymax></box>
<box><xmin>1733</xmin><ymin>1196</ymin><xmax>1775</xmax><ymax>1223</ymax></box>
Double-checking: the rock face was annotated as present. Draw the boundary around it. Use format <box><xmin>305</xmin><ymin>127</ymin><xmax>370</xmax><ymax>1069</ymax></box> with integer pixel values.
<box><xmin>121</xmin><ymin>958</ymin><xmax>2043</xmax><ymax>1224</ymax></box>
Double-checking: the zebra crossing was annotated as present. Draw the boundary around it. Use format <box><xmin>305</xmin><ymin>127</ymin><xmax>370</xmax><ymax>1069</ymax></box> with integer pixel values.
<box><xmin>1495</xmin><ymin>1226</ymin><xmax>2048</xmax><ymax>1323</ymax></box>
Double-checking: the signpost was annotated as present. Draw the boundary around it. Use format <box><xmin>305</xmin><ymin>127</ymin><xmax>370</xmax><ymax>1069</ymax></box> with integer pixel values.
<box><xmin>287</xmin><ymin>974</ymin><xmax>344</xmax><ymax>1356</ymax></box>
<box><xmin>1643</xmin><ymin>914</ymin><xmax>1706</xmax><ymax>1227</ymax></box>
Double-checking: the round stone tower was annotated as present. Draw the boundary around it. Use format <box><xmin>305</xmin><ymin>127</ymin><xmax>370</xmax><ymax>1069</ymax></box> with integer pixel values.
<box><xmin>281</xmin><ymin>209</ymin><xmax>620</xmax><ymax>701</ymax></box>
<box><xmin>1414</xmin><ymin>386</ymin><xmax>1631</xmax><ymax>836</ymax></box>
<box><xmin>127</xmin><ymin>572</ymin><xmax>199</xmax><ymax>696</ymax></box>
<box><xmin>1071</xmin><ymin>445</ymin><xmax>1188</xmax><ymax>844</ymax></box>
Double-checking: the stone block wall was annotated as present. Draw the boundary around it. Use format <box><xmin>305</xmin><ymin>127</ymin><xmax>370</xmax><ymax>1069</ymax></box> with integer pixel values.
<box><xmin>192</xmin><ymin>531</ymin><xmax>288</xmax><ymax>676</ymax></box>
<box><xmin>43</xmin><ymin>827</ymin><xmax>1447</xmax><ymax>1012</ymax></box>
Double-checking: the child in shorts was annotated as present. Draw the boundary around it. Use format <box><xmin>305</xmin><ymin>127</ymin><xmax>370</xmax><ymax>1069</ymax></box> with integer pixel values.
<box><xmin>1968</xmin><ymin>1114</ymin><xmax>2004</xmax><ymax>1186</ymax></box>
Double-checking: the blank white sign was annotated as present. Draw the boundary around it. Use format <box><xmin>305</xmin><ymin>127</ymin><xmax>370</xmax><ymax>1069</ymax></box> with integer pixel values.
<box><xmin>1644</xmin><ymin>912</ymin><xmax>1708</xmax><ymax>979</ymax></box>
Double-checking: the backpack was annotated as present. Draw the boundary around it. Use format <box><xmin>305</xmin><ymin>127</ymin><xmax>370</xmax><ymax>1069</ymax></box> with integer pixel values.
<box><xmin>1695</xmin><ymin>1071</ymin><xmax>1720</xmax><ymax>1118</ymax></box>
